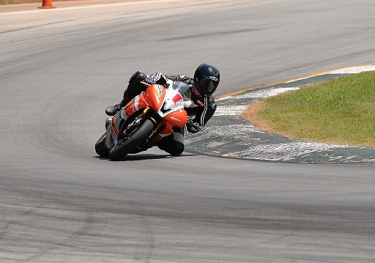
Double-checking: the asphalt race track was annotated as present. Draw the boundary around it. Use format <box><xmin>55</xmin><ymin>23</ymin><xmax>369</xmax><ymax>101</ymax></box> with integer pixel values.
<box><xmin>1</xmin><ymin>0</ymin><xmax>375</xmax><ymax>262</ymax></box>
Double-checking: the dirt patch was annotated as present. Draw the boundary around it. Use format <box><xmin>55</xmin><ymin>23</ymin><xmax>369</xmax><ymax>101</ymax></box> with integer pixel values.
<box><xmin>242</xmin><ymin>100</ymin><xmax>271</xmax><ymax>131</ymax></box>
<box><xmin>242</xmin><ymin>100</ymin><xmax>295</xmax><ymax>139</ymax></box>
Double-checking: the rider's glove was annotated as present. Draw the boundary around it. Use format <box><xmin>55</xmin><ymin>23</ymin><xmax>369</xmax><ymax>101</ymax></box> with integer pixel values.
<box><xmin>187</xmin><ymin>116</ymin><xmax>201</xmax><ymax>133</ymax></box>
<box><xmin>140</xmin><ymin>77</ymin><xmax>156</xmax><ymax>87</ymax></box>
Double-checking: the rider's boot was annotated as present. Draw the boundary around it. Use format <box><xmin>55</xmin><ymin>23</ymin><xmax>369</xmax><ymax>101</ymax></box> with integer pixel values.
<box><xmin>105</xmin><ymin>104</ymin><xmax>121</xmax><ymax>116</ymax></box>
<box><xmin>105</xmin><ymin>96</ymin><xmax>130</xmax><ymax>116</ymax></box>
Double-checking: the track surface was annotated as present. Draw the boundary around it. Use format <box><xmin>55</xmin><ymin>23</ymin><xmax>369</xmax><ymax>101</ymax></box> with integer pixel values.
<box><xmin>1</xmin><ymin>0</ymin><xmax>375</xmax><ymax>262</ymax></box>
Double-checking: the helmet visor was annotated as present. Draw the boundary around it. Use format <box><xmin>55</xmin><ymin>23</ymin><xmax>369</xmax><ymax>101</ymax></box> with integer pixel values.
<box><xmin>200</xmin><ymin>76</ymin><xmax>218</xmax><ymax>95</ymax></box>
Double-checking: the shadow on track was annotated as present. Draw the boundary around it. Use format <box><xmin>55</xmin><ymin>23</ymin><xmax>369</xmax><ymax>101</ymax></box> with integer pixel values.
<box><xmin>93</xmin><ymin>152</ymin><xmax>196</xmax><ymax>161</ymax></box>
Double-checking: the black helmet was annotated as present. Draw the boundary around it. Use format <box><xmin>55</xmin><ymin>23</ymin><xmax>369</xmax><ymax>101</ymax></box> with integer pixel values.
<box><xmin>194</xmin><ymin>64</ymin><xmax>220</xmax><ymax>95</ymax></box>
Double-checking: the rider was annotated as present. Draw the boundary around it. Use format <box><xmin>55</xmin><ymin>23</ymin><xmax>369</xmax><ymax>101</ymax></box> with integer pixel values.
<box><xmin>105</xmin><ymin>63</ymin><xmax>220</xmax><ymax>156</ymax></box>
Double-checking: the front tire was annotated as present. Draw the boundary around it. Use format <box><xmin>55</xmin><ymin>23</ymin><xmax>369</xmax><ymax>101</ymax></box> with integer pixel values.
<box><xmin>109</xmin><ymin>119</ymin><xmax>155</xmax><ymax>161</ymax></box>
<box><xmin>95</xmin><ymin>132</ymin><xmax>110</xmax><ymax>157</ymax></box>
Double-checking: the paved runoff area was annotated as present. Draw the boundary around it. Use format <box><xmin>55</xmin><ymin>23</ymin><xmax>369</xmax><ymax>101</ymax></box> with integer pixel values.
<box><xmin>185</xmin><ymin>65</ymin><xmax>375</xmax><ymax>164</ymax></box>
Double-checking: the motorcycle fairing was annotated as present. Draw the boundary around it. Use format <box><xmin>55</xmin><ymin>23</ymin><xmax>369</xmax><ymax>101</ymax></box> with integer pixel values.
<box><xmin>104</xmin><ymin>82</ymin><xmax>190</xmax><ymax>152</ymax></box>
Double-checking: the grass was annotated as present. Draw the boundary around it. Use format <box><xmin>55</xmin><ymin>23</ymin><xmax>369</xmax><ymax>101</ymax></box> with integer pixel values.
<box><xmin>243</xmin><ymin>71</ymin><xmax>375</xmax><ymax>147</ymax></box>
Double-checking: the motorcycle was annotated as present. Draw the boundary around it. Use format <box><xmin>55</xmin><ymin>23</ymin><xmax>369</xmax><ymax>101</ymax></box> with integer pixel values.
<box><xmin>95</xmin><ymin>81</ymin><xmax>192</xmax><ymax>161</ymax></box>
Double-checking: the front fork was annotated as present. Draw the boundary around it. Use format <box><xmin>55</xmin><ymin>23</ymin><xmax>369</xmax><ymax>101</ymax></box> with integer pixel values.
<box><xmin>122</xmin><ymin>107</ymin><xmax>152</xmax><ymax>139</ymax></box>
<box><xmin>105</xmin><ymin>106</ymin><xmax>165</xmax><ymax>150</ymax></box>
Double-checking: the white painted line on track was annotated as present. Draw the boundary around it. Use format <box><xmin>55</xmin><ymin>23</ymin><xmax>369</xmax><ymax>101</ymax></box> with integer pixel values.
<box><xmin>223</xmin><ymin>141</ymin><xmax>347</xmax><ymax>161</ymax></box>
<box><xmin>238</xmin><ymin>87</ymin><xmax>300</xmax><ymax>99</ymax></box>
<box><xmin>216</xmin><ymin>87</ymin><xmax>300</xmax><ymax>116</ymax></box>
<box><xmin>214</xmin><ymin>105</ymin><xmax>248</xmax><ymax>116</ymax></box>
<box><xmin>329</xmin><ymin>65</ymin><xmax>375</xmax><ymax>74</ymax></box>
<box><xmin>282</xmin><ymin>64</ymin><xmax>375</xmax><ymax>84</ymax></box>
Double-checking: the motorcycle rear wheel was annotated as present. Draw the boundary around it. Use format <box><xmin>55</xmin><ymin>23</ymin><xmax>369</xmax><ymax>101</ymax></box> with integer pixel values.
<box><xmin>109</xmin><ymin>118</ymin><xmax>155</xmax><ymax>161</ymax></box>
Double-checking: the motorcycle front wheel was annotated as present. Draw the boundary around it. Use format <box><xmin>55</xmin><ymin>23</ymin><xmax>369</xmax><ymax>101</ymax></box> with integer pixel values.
<box><xmin>95</xmin><ymin>132</ymin><xmax>110</xmax><ymax>157</ymax></box>
<box><xmin>109</xmin><ymin>118</ymin><xmax>155</xmax><ymax>161</ymax></box>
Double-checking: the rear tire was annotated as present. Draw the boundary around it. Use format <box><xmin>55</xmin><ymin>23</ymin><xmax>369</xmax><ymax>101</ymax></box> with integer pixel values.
<box><xmin>109</xmin><ymin>119</ymin><xmax>154</xmax><ymax>161</ymax></box>
<box><xmin>95</xmin><ymin>132</ymin><xmax>110</xmax><ymax>157</ymax></box>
